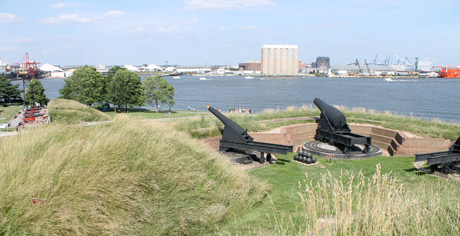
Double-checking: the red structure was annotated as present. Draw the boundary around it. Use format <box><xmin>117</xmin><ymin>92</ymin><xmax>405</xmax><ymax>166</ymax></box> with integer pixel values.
<box><xmin>433</xmin><ymin>66</ymin><xmax>460</xmax><ymax>78</ymax></box>
<box><xmin>15</xmin><ymin>52</ymin><xmax>40</xmax><ymax>79</ymax></box>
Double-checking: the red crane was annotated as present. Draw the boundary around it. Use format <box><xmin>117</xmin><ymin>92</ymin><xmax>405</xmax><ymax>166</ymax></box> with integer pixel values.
<box><xmin>15</xmin><ymin>52</ymin><xmax>41</xmax><ymax>79</ymax></box>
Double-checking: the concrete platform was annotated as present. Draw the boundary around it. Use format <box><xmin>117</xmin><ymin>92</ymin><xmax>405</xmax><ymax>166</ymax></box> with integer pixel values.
<box><xmin>303</xmin><ymin>140</ymin><xmax>382</xmax><ymax>160</ymax></box>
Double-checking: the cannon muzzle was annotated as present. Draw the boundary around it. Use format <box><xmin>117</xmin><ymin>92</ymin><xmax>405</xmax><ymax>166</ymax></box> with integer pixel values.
<box><xmin>313</xmin><ymin>98</ymin><xmax>350</xmax><ymax>132</ymax></box>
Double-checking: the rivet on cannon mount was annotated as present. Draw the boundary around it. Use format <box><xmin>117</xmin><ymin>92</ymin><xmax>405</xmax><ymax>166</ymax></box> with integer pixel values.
<box><xmin>208</xmin><ymin>106</ymin><xmax>293</xmax><ymax>164</ymax></box>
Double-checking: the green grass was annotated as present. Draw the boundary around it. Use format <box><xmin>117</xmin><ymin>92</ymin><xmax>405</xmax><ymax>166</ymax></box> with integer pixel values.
<box><xmin>217</xmin><ymin>155</ymin><xmax>460</xmax><ymax>235</ymax></box>
<box><xmin>0</xmin><ymin>105</ymin><xmax>21</xmax><ymax>122</ymax></box>
<box><xmin>105</xmin><ymin>108</ymin><xmax>206</xmax><ymax>119</ymax></box>
<box><xmin>48</xmin><ymin>99</ymin><xmax>111</xmax><ymax>124</ymax></box>
<box><xmin>0</xmin><ymin>106</ymin><xmax>21</xmax><ymax>131</ymax></box>
<box><xmin>0</xmin><ymin>115</ymin><xmax>268</xmax><ymax>235</ymax></box>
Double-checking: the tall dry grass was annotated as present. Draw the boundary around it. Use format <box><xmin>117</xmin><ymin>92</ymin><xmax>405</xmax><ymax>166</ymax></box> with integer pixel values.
<box><xmin>0</xmin><ymin>115</ymin><xmax>268</xmax><ymax>235</ymax></box>
<box><xmin>48</xmin><ymin>98</ymin><xmax>111</xmax><ymax>124</ymax></box>
<box><xmin>265</xmin><ymin>165</ymin><xmax>460</xmax><ymax>235</ymax></box>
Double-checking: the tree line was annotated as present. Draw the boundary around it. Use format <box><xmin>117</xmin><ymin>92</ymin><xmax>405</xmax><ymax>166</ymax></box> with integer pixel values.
<box><xmin>60</xmin><ymin>65</ymin><xmax>175</xmax><ymax>112</ymax></box>
<box><xmin>0</xmin><ymin>75</ymin><xmax>49</xmax><ymax>107</ymax></box>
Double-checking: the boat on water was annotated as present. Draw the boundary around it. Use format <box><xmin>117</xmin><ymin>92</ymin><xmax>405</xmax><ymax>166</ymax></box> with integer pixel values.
<box><xmin>438</xmin><ymin>66</ymin><xmax>460</xmax><ymax>78</ymax></box>
<box><xmin>172</xmin><ymin>76</ymin><xmax>180</xmax><ymax>79</ymax></box>
<box><xmin>199</xmin><ymin>77</ymin><xmax>206</xmax><ymax>80</ymax></box>
<box><xmin>244</xmin><ymin>76</ymin><xmax>254</xmax><ymax>79</ymax></box>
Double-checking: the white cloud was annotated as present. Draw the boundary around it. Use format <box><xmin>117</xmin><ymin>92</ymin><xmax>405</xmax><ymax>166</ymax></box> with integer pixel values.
<box><xmin>38</xmin><ymin>14</ymin><xmax>90</xmax><ymax>24</ymax></box>
<box><xmin>38</xmin><ymin>10</ymin><xmax>124</xmax><ymax>24</ymax></box>
<box><xmin>241</xmin><ymin>25</ymin><xmax>268</xmax><ymax>30</ymax></box>
<box><xmin>104</xmin><ymin>11</ymin><xmax>125</xmax><ymax>17</ymax></box>
<box><xmin>0</xmin><ymin>13</ymin><xmax>19</xmax><ymax>23</ymax></box>
<box><xmin>184</xmin><ymin>0</ymin><xmax>276</xmax><ymax>9</ymax></box>
<box><xmin>0</xmin><ymin>45</ymin><xmax>21</xmax><ymax>52</ymax></box>
<box><xmin>50</xmin><ymin>2</ymin><xmax>88</xmax><ymax>9</ymax></box>
<box><xmin>12</xmin><ymin>37</ymin><xmax>37</xmax><ymax>44</ymax></box>
<box><xmin>220</xmin><ymin>26</ymin><xmax>226</xmax><ymax>30</ymax></box>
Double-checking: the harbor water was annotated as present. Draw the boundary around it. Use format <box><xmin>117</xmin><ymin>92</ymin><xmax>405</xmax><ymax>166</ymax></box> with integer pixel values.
<box><xmin>14</xmin><ymin>76</ymin><xmax>460</xmax><ymax>123</ymax></box>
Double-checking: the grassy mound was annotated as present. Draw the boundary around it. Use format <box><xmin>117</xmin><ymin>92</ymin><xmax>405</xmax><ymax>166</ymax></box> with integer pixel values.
<box><xmin>0</xmin><ymin>115</ymin><xmax>267</xmax><ymax>235</ymax></box>
<box><xmin>48</xmin><ymin>99</ymin><xmax>111</xmax><ymax>124</ymax></box>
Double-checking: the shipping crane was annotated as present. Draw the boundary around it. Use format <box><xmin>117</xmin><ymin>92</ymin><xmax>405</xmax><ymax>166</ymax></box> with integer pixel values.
<box><xmin>364</xmin><ymin>59</ymin><xmax>371</xmax><ymax>74</ymax></box>
<box><xmin>347</xmin><ymin>59</ymin><xmax>362</xmax><ymax>74</ymax></box>
<box><xmin>13</xmin><ymin>52</ymin><xmax>41</xmax><ymax>101</ymax></box>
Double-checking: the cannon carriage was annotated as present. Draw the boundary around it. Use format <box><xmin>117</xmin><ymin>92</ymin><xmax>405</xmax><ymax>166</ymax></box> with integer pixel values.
<box><xmin>415</xmin><ymin>137</ymin><xmax>460</xmax><ymax>174</ymax></box>
<box><xmin>314</xmin><ymin>98</ymin><xmax>372</xmax><ymax>154</ymax></box>
<box><xmin>208</xmin><ymin>106</ymin><xmax>293</xmax><ymax>164</ymax></box>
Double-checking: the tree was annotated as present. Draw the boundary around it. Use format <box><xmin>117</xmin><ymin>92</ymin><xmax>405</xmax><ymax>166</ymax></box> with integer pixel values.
<box><xmin>0</xmin><ymin>75</ymin><xmax>22</xmax><ymax>106</ymax></box>
<box><xmin>106</xmin><ymin>66</ymin><xmax>127</xmax><ymax>81</ymax></box>
<box><xmin>59</xmin><ymin>65</ymin><xmax>109</xmax><ymax>106</ymax></box>
<box><xmin>164</xmin><ymin>84</ymin><xmax>175</xmax><ymax>111</ymax></box>
<box><xmin>24</xmin><ymin>79</ymin><xmax>49</xmax><ymax>106</ymax></box>
<box><xmin>143</xmin><ymin>76</ymin><xmax>175</xmax><ymax>112</ymax></box>
<box><xmin>108</xmin><ymin>70</ymin><xmax>144</xmax><ymax>112</ymax></box>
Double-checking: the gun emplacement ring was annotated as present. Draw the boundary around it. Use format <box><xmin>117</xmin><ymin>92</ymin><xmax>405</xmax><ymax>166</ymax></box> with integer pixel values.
<box><xmin>303</xmin><ymin>140</ymin><xmax>382</xmax><ymax>159</ymax></box>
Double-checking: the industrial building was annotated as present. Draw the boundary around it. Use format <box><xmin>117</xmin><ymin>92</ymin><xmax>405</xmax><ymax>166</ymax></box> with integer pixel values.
<box><xmin>238</xmin><ymin>60</ymin><xmax>261</xmax><ymax>71</ymax></box>
<box><xmin>261</xmin><ymin>45</ymin><xmax>298</xmax><ymax>75</ymax></box>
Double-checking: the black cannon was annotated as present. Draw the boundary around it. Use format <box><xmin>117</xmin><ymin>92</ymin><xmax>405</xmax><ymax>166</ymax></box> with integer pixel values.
<box><xmin>208</xmin><ymin>106</ymin><xmax>293</xmax><ymax>164</ymax></box>
<box><xmin>314</xmin><ymin>98</ymin><xmax>372</xmax><ymax>154</ymax></box>
<box><xmin>415</xmin><ymin>137</ymin><xmax>460</xmax><ymax>174</ymax></box>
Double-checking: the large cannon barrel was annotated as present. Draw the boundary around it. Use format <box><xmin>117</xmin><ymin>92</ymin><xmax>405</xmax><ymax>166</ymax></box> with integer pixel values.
<box><xmin>313</xmin><ymin>98</ymin><xmax>349</xmax><ymax>131</ymax></box>
<box><xmin>208</xmin><ymin>106</ymin><xmax>253</xmax><ymax>141</ymax></box>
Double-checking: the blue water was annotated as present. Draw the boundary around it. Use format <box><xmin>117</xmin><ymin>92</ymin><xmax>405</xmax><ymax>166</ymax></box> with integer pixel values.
<box><xmin>13</xmin><ymin>76</ymin><xmax>460</xmax><ymax>123</ymax></box>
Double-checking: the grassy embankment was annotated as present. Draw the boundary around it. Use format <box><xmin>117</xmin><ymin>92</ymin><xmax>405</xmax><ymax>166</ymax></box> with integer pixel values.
<box><xmin>104</xmin><ymin>108</ymin><xmax>206</xmax><ymax>119</ymax></box>
<box><xmin>176</xmin><ymin>105</ymin><xmax>460</xmax><ymax>141</ymax></box>
<box><xmin>0</xmin><ymin>106</ymin><xmax>21</xmax><ymax>121</ymax></box>
<box><xmin>0</xmin><ymin>106</ymin><xmax>268</xmax><ymax>235</ymax></box>
<box><xmin>48</xmin><ymin>99</ymin><xmax>112</xmax><ymax>124</ymax></box>
<box><xmin>2</xmin><ymin>100</ymin><xmax>459</xmax><ymax>235</ymax></box>
<box><xmin>0</xmin><ymin>106</ymin><xmax>21</xmax><ymax>131</ymax></box>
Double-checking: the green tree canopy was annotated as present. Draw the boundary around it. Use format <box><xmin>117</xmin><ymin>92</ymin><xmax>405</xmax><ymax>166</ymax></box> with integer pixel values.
<box><xmin>143</xmin><ymin>76</ymin><xmax>175</xmax><ymax>111</ymax></box>
<box><xmin>106</xmin><ymin>66</ymin><xmax>127</xmax><ymax>81</ymax></box>
<box><xmin>59</xmin><ymin>65</ymin><xmax>109</xmax><ymax>106</ymax></box>
<box><xmin>108</xmin><ymin>70</ymin><xmax>145</xmax><ymax>112</ymax></box>
<box><xmin>0</xmin><ymin>75</ymin><xmax>22</xmax><ymax>106</ymax></box>
<box><xmin>24</xmin><ymin>79</ymin><xmax>49</xmax><ymax>106</ymax></box>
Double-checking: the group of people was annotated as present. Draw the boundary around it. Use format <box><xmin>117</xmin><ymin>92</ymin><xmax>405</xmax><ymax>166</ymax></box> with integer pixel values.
<box><xmin>229</xmin><ymin>107</ymin><xmax>252</xmax><ymax>114</ymax></box>
<box><xmin>187</xmin><ymin>105</ymin><xmax>196</xmax><ymax>112</ymax></box>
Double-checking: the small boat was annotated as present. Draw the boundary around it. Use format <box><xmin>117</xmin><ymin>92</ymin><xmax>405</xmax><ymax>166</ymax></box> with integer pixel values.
<box><xmin>244</xmin><ymin>76</ymin><xmax>254</xmax><ymax>79</ymax></box>
<box><xmin>384</xmin><ymin>78</ymin><xmax>393</xmax><ymax>82</ymax></box>
<box><xmin>172</xmin><ymin>76</ymin><xmax>180</xmax><ymax>79</ymax></box>
<box><xmin>260</xmin><ymin>77</ymin><xmax>265</xmax><ymax>80</ymax></box>
<box><xmin>199</xmin><ymin>77</ymin><xmax>206</xmax><ymax>80</ymax></box>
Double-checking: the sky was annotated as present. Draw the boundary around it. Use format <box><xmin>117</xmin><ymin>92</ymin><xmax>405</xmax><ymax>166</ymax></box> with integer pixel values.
<box><xmin>0</xmin><ymin>0</ymin><xmax>459</xmax><ymax>66</ymax></box>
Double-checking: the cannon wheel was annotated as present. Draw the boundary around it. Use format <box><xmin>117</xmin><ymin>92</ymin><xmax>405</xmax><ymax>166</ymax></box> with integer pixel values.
<box><xmin>259</xmin><ymin>152</ymin><xmax>265</xmax><ymax>164</ymax></box>
<box><xmin>343</xmin><ymin>146</ymin><xmax>350</xmax><ymax>154</ymax></box>
<box><xmin>442</xmin><ymin>163</ymin><xmax>451</xmax><ymax>175</ymax></box>
<box><xmin>363</xmin><ymin>145</ymin><xmax>370</xmax><ymax>153</ymax></box>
